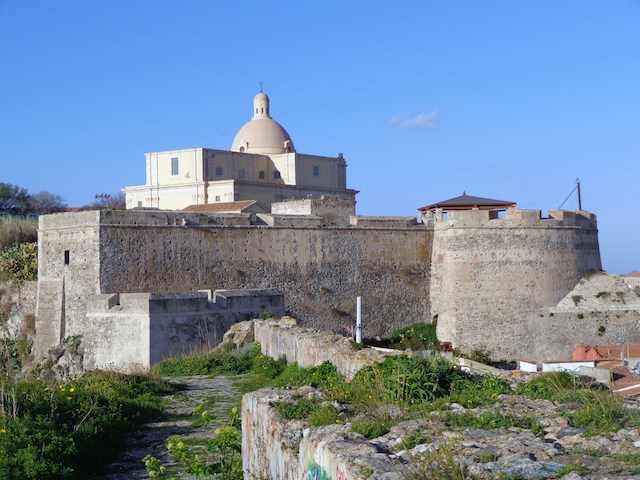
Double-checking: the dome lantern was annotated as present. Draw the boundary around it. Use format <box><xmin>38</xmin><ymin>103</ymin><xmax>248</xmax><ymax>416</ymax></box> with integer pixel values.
<box><xmin>231</xmin><ymin>91</ymin><xmax>295</xmax><ymax>154</ymax></box>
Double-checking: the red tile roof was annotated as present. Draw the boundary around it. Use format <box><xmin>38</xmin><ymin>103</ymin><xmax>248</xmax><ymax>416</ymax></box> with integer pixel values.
<box><xmin>183</xmin><ymin>200</ymin><xmax>264</xmax><ymax>213</ymax></box>
<box><xmin>572</xmin><ymin>344</ymin><xmax>640</xmax><ymax>361</ymax></box>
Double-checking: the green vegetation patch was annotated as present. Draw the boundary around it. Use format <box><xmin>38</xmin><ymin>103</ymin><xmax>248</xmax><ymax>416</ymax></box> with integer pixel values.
<box><xmin>350</xmin><ymin>418</ymin><xmax>394</xmax><ymax>439</ymax></box>
<box><xmin>0</xmin><ymin>371</ymin><xmax>175</xmax><ymax>479</ymax></box>
<box><xmin>0</xmin><ymin>242</ymin><xmax>37</xmax><ymax>284</ymax></box>
<box><xmin>154</xmin><ymin>343</ymin><xmax>262</xmax><ymax>376</ymax></box>
<box><xmin>438</xmin><ymin>411</ymin><xmax>540</xmax><ymax>431</ymax></box>
<box><xmin>516</xmin><ymin>371</ymin><xmax>640</xmax><ymax>436</ymax></box>
<box><xmin>366</xmin><ymin>323</ymin><xmax>440</xmax><ymax>351</ymax></box>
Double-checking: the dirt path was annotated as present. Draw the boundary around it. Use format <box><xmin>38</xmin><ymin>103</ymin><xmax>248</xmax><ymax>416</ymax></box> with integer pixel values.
<box><xmin>97</xmin><ymin>375</ymin><xmax>243</xmax><ymax>479</ymax></box>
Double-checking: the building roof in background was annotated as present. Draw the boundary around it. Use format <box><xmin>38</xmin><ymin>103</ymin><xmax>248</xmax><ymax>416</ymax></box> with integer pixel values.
<box><xmin>183</xmin><ymin>200</ymin><xmax>267</xmax><ymax>213</ymax></box>
<box><xmin>418</xmin><ymin>192</ymin><xmax>516</xmax><ymax>213</ymax></box>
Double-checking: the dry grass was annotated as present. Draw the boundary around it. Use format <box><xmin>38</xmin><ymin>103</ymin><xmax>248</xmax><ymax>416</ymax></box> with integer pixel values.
<box><xmin>0</xmin><ymin>216</ymin><xmax>37</xmax><ymax>250</ymax></box>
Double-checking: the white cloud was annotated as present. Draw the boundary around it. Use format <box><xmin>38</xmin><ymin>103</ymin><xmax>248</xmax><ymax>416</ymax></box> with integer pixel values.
<box><xmin>388</xmin><ymin>110</ymin><xmax>438</xmax><ymax>129</ymax></box>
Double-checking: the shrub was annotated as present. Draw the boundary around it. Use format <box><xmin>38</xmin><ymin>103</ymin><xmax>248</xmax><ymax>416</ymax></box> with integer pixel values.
<box><xmin>275</xmin><ymin>399</ymin><xmax>315</xmax><ymax>420</ymax></box>
<box><xmin>564</xmin><ymin>389</ymin><xmax>632</xmax><ymax>436</ymax></box>
<box><xmin>448</xmin><ymin>374</ymin><xmax>509</xmax><ymax>408</ymax></box>
<box><xmin>398</xmin><ymin>430</ymin><xmax>431</xmax><ymax>450</ymax></box>
<box><xmin>0</xmin><ymin>242</ymin><xmax>37</xmax><ymax>284</ymax></box>
<box><xmin>250</xmin><ymin>353</ymin><xmax>286</xmax><ymax>379</ymax></box>
<box><xmin>351</xmin><ymin>355</ymin><xmax>461</xmax><ymax>405</ymax></box>
<box><xmin>439</xmin><ymin>411</ymin><xmax>539</xmax><ymax>431</ymax></box>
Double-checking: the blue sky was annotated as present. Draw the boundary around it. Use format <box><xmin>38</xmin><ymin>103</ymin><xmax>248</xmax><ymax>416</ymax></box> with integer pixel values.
<box><xmin>1</xmin><ymin>1</ymin><xmax>638</xmax><ymax>273</ymax></box>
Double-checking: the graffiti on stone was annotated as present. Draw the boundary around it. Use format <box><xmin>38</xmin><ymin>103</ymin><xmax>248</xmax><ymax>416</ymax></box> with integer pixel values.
<box><xmin>307</xmin><ymin>461</ymin><xmax>331</xmax><ymax>480</ymax></box>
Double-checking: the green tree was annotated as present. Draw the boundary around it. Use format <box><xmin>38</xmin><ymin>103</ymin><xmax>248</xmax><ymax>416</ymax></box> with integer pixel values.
<box><xmin>0</xmin><ymin>183</ymin><xmax>29</xmax><ymax>214</ymax></box>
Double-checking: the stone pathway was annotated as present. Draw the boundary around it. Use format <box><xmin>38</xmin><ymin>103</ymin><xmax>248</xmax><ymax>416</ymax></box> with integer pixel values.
<box><xmin>97</xmin><ymin>375</ymin><xmax>242</xmax><ymax>479</ymax></box>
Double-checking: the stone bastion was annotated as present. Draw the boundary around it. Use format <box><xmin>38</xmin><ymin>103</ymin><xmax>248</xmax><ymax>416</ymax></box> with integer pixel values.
<box><xmin>33</xmin><ymin>200</ymin><xmax>608</xmax><ymax>366</ymax></box>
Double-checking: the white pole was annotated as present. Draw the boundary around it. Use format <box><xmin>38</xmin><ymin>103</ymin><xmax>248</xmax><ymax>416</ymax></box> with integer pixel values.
<box><xmin>356</xmin><ymin>296</ymin><xmax>362</xmax><ymax>343</ymax></box>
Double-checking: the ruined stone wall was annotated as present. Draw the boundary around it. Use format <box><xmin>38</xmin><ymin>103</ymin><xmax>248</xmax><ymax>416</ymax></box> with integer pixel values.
<box><xmin>430</xmin><ymin>209</ymin><xmax>602</xmax><ymax>358</ymax></box>
<box><xmin>242</xmin><ymin>388</ymin><xmax>404</xmax><ymax>480</ymax></box>
<box><xmin>251</xmin><ymin>318</ymin><xmax>393</xmax><ymax>379</ymax></box>
<box><xmin>95</xmin><ymin>210</ymin><xmax>432</xmax><ymax>339</ymax></box>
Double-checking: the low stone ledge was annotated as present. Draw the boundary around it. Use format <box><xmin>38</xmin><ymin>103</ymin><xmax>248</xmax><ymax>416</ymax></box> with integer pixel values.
<box><xmin>242</xmin><ymin>387</ymin><xmax>405</xmax><ymax>480</ymax></box>
<box><xmin>249</xmin><ymin>317</ymin><xmax>398</xmax><ymax>380</ymax></box>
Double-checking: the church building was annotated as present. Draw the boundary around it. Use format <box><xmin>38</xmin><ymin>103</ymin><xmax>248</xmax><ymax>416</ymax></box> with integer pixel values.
<box><xmin>123</xmin><ymin>91</ymin><xmax>358</xmax><ymax>210</ymax></box>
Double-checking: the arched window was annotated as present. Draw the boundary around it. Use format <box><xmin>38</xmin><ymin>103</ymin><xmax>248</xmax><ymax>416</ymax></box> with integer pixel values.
<box><xmin>239</xmin><ymin>146</ymin><xmax>245</xmax><ymax>153</ymax></box>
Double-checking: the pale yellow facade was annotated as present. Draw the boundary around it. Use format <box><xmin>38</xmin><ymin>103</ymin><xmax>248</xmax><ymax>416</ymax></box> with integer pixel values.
<box><xmin>124</xmin><ymin>92</ymin><xmax>356</xmax><ymax>210</ymax></box>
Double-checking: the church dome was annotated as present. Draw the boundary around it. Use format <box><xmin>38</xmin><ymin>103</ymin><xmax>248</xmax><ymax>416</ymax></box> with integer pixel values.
<box><xmin>231</xmin><ymin>91</ymin><xmax>295</xmax><ymax>154</ymax></box>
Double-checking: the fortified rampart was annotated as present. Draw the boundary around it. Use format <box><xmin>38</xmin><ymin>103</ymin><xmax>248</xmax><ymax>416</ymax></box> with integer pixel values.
<box><xmin>428</xmin><ymin>208</ymin><xmax>602</xmax><ymax>356</ymax></box>
<box><xmin>34</xmin><ymin>206</ymin><xmax>431</xmax><ymax>362</ymax></box>
<box><xmin>79</xmin><ymin>290</ymin><xmax>284</xmax><ymax>371</ymax></box>
<box><xmin>34</xmin><ymin>199</ymin><xmax>608</xmax><ymax>364</ymax></box>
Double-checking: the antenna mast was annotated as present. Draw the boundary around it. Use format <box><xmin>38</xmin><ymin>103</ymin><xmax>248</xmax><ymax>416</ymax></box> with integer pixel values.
<box><xmin>576</xmin><ymin>178</ymin><xmax>582</xmax><ymax>211</ymax></box>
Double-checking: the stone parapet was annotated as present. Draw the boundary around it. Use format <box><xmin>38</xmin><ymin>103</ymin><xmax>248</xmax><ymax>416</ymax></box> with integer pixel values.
<box><xmin>242</xmin><ymin>387</ymin><xmax>404</xmax><ymax>480</ymax></box>
<box><xmin>349</xmin><ymin>216</ymin><xmax>419</xmax><ymax>228</ymax></box>
<box><xmin>255</xmin><ymin>213</ymin><xmax>324</xmax><ymax>227</ymax></box>
<box><xmin>250</xmin><ymin>318</ymin><xmax>395</xmax><ymax>380</ymax></box>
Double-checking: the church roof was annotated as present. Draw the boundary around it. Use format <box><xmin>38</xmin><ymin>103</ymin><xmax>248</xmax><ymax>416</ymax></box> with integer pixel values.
<box><xmin>231</xmin><ymin>91</ymin><xmax>295</xmax><ymax>154</ymax></box>
<box><xmin>418</xmin><ymin>193</ymin><xmax>516</xmax><ymax>213</ymax></box>
<box><xmin>183</xmin><ymin>200</ymin><xmax>268</xmax><ymax>214</ymax></box>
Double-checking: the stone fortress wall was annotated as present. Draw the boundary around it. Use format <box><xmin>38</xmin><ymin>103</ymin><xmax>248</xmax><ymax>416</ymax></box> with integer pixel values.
<box><xmin>428</xmin><ymin>208</ymin><xmax>602</xmax><ymax>358</ymax></box>
<box><xmin>34</xmin><ymin>203</ymin><xmax>432</xmax><ymax>364</ymax></box>
<box><xmin>34</xmin><ymin>198</ymin><xmax>623</xmax><ymax>366</ymax></box>
<box><xmin>80</xmin><ymin>290</ymin><xmax>284</xmax><ymax>372</ymax></box>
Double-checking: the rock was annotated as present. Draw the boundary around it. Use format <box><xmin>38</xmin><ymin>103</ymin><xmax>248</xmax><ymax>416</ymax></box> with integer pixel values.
<box><xmin>557</xmin><ymin>426</ymin><xmax>588</xmax><ymax>438</ymax></box>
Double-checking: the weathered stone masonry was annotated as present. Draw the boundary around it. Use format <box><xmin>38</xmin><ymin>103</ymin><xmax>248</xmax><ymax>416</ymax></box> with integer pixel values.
<box><xmin>35</xmin><ymin>202</ymin><xmax>607</xmax><ymax>365</ymax></box>
<box><xmin>35</xmin><ymin>208</ymin><xmax>431</xmax><ymax>364</ymax></box>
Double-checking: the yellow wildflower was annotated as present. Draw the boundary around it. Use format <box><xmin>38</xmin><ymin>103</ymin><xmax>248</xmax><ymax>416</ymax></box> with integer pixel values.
<box><xmin>0</xmin><ymin>429</ymin><xmax>6</xmax><ymax>433</ymax></box>
<box><xmin>69</xmin><ymin>387</ymin><xmax>75</xmax><ymax>393</ymax></box>
<box><xmin>66</xmin><ymin>396</ymin><xmax>71</xmax><ymax>401</ymax></box>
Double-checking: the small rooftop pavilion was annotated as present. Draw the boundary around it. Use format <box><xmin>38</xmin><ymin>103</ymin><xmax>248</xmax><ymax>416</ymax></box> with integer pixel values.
<box><xmin>418</xmin><ymin>192</ymin><xmax>516</xmax><ymax>222</ymax></box>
